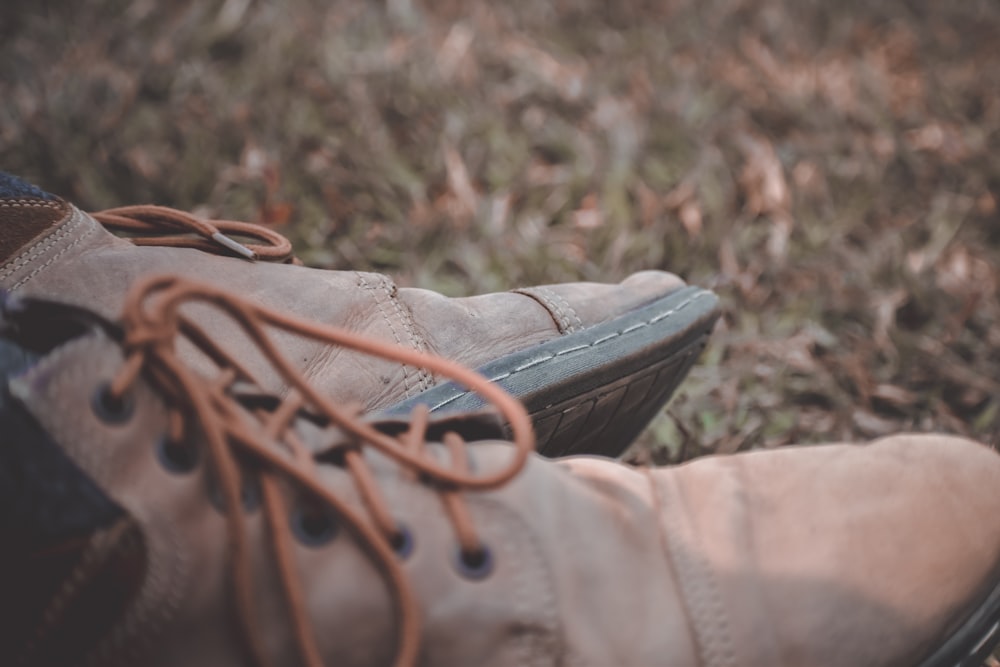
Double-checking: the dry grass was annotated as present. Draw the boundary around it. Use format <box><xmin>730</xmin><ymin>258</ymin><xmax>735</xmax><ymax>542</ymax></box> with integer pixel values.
<box><xmin>2</xmin><ymin>0</ymin><xmax>1000</xmax><ymax>658</ymax></box>
<box><xmin>5</xmin><ymin>0</ymin><xmax>998</xmax><ymax>459</ymax></box>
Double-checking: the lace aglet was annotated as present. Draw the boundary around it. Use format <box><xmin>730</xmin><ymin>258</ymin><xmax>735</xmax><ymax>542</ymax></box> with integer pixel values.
<box><xmin>211</xmin><ymin>232</ymin><xmax>257</xmax><ymax>261</ymax></box>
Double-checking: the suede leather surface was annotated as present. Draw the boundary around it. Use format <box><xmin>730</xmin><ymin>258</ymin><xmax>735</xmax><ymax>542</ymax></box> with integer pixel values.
<box><xmin>650</xmin><ymin>435</ymin><xmax>1000</xmax><ymax>667</ymax></box>
<box><xmin>0</xmin><ymin>203</ymin><xmax>683</xmax><ymax>412</ymax></box>
<box><xmin>12</xmin><ymin>333</ymin><xmax>1000</xmax><ymax>666</ymax></box>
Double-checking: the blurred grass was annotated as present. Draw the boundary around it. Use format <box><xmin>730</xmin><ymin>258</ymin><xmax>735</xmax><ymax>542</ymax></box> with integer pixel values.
<box><xmin>2</xmin><ymin>1</ymin><xmax>999</xmax><ymax>460</ymax></box>
<box><xmin>2</xmin><ymin>0</ymin><xmax>1000</xmax><ymax>661</ymax></box>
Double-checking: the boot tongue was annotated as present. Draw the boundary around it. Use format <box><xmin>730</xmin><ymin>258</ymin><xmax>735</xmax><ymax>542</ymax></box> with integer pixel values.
<box><xmin>0</xmin><ymin>171</ymin><xmax>68</xmax><ymax>264</ymax></box>
<box><xmin>0</xmin><ymin>321</ymin><xmax>147</xmax><ymax>665</ymax></box>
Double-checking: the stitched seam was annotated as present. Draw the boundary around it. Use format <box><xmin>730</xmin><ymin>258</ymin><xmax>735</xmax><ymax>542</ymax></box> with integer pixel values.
<box><xmin>540</xmin><ymin>287</ymin><xmax>584</xmax><ymax>333</ymax></box>
<box><xmin>20</xmin><ymin>544</ymin><xmax>101</xmax><ymax>663</ymax></box>
<box><xmin>652</xmin><ymin>469</ymin><xmax>738</xmax><ymax>667</ymax></box>
<box><xmin>525</xmin><ymin>288</ymin><xmax>574</xmax><ymax>333</ymax></box>
<box><xmin>380</xmin><ymin>281</ymin><xmax>434</xmax><ymax>391</ymax></box>
<box><xmin>514</xmin><ymin>287</ymin><xmax>584</xmax><ymax>334</ymax></box>
<box><xmin>643</xmin><ymin>469</ymin><xmax>715</xmax><ymax>667</ymax></box>
<box><xmin>644</xmin><ymin>468</ymin><xmax>704</xmax><ymax>666</ymax></box>
<box><xmin>426</xmin><ymin>291</ymin><xmax>712</xmax><ymax>411</ymax></box>
<box><xmin>475</xmin><ymin>496</ymin><xmax>562</xmax><ymax>666</ymax></box>
<box><xmin>357</xmin><ymin>273</ymin><xmax>415</xmax><ymax>397</ymax></box>
<box><xmin>94</xmin><ymin>517</ymin><xmax>187</xmax><ymax>665</ymax></box>
<box><xmin>0</xmin><ymin>205</ymin><xmax>82</xmax><ymax>279</ymax></box>
<box><xmin>2</xmin><ymin>207</ymin><xmax>94</xmax><ymax>288</ymax></box>
<box><xmin>0</xmin><ymin>199</ymin><xmax>63</xmax><ymax>209</ymax></box>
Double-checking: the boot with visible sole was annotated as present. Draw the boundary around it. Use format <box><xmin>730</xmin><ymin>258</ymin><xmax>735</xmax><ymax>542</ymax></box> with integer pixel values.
<box><xmin>0</xmin><ymin>171</ymin><xmax>719</xmax><ymax>457</ymax></box>
<box><xmin>2</xmin><ymin>278</ymin><xmax>999</xmax><ymax>667</ymax></box>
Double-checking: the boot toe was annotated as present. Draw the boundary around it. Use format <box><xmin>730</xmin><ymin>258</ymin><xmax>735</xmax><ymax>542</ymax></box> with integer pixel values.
<box><xmin>512</xmin><ymin>269</ymin><xmax>686</xmax><ymax>333</ymax></box>
<box><xmin>659</xmin><ymin>434</ymin><xmax>1000</xmax><ymax>667</ymax></box>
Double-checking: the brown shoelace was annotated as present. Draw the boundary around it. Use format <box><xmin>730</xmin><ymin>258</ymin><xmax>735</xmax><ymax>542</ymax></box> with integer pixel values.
<box><xmin>92</xmin><ymin>205</ymin><xmax>298</xmax><ymax>263</ymax></box>
<box><xmin>107</xmin><ymin>274</ymin><xmax>534</xmax><ymax>667</ymax></box>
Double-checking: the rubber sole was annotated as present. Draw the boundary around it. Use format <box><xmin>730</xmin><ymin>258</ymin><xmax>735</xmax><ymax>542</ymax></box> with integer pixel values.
<box><xmin>381</xmin><ymin>285</ymin><xmax>720</xmax><ymax>458</ymax></box>
<box><xmin>918</xmin><ymin>573</ymin><xmax>1000</xmax><ymax>667</ymax></box>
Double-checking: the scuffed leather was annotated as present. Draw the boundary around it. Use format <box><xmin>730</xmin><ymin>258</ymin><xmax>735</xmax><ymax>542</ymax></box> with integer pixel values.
<box><xmin>13</xmin><ymin>334</ymin><xmax>1000</xmax><ymax>667</ymax></box>
<box><xmin>0</xmin><ymin>201</ymin><xmax>684</xmax><ymax>411</ymax></box>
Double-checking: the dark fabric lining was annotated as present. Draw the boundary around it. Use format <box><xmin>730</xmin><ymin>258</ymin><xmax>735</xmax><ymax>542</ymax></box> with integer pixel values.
<box><xmin>0</xmin><ymin>338</ymin><xmax>124</xmax><ymax>546</ymax></box>
<box><xmin>0</xmin><ymin>171</ymin><xmax>55</xmax><ymax>200</ymax></box>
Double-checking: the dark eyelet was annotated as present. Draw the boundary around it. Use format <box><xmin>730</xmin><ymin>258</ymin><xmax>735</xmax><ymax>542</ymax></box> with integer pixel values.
<box><xmin>156</xmin><ymin>436</ymin><xmax>199</xmax><ymax>474</ymax></box>
<box><xmin>390</xmin><ymin>524</ymin><xmax>414</xmax><ymax>560</ymax></box>
<box><xmin>291</xmin><ymin>504</ymin><xmax>338</xmax><ymax>547</ymax></box>
<box><xmin>241</xmin><ymin>475</ymin><xmax>262</xmax><ymax>511</ymax></box>
<box><xmin>454</xmin><ymin>544</ymin><xmax>494</xmax><ymax>580</ymax></box>
<box><xmin>208</xmin><ymin>472</ymin><xmax>261</xmax><ymax>513</ymax></box>
<box><xmin>91</xmin><ymin>382</ymin><xmax>135</xmax><ymax>424</ymax></box>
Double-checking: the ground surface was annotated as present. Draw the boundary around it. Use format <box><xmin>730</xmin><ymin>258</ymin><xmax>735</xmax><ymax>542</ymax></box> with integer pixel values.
<box><xmin>2</xmin><ymin>0</ymin><xmax>1000</xmax><ymax>660</ymax></box>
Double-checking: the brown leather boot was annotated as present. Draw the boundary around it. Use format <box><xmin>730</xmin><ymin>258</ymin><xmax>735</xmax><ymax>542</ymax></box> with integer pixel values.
<box><xmin>3</xmin><ymin>278</ymin><xmax>999</xmax><ymax>667</ymax></box>
<box><xmin>0</xmin><ymin>171</ymin><xmax>719</xmax><ymax>458</ymax></box>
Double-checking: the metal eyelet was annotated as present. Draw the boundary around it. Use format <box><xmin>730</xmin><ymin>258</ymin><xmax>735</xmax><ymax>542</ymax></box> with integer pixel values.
<box><xmin>454</xmin><ymin>544</ymin><xmax>494</xmax><ymax>580</ymax></box>
<box><xmin>291</xmin><ymin>504</ymin><xmax>338</xmax><ymax>547</ymax></box>
<box><xmin>91</xmin><ymin>382</ymin><xmax>135</xmax><ymax>424</ymax></box>
<box><xmin>390</xmin><ymin>523</ymin><xmax>414</xmax><ymax>560</ymax></box>
<box><xmin>155</xmin><ymin>435</ymin><xmax>199</xmax><ymax>474</ymax></box>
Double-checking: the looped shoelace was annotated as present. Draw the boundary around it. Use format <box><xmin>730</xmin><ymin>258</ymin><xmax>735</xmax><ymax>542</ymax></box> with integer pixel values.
<box><xmin>106</xmin><ymin>274</ymin><xmax>535</xmax><ymax>667</ymax></box>
<box><xmin>92</xmin><ymin>205</ymin><xmax>298</xmax><ymax>263</ymax></box>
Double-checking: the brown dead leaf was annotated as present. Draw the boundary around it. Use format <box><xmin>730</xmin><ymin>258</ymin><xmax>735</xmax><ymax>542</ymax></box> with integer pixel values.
<box><xmin>852</xmin><ymin>409</ymin><xmax>900</xmax><ymax>437</ymax></box>
<box><xmin>572</xmin><ymin>193</ymin><xmax>603</xmax><ymax>230</ymax></box>
<box><xmin>736</xmin><ymin>131</ymin><xmax>793</xmax><ymax>260</ymax></box>
<box><xmin>437</xmin><ymin>23</ymin><xmax>475</xmax><ymax>82</ymax></box>
<box><xmin>679</xmin><ymin>200</ymin><xmax>703</xmax><ymax>239</ymax></box>
<box><xmin>872</xmin><ymin>288</ymin><xmax>907</xmax><ymax>349</ymax></box>
<box><xmin>662</xmin><ymin>181</ymin><xmax>702</xmax><ymax>238</ymax></box>
<box><xmin>718</xmin><ymin>235</ymin><xmax>740</xmax><ymax>280</ymax></box>
<box><xmin>903</xmin><ymin>122</ymin><xmax>970</xmax><ymax>163</ymax></box>
<box><xmin>442</xmin><ymin>142</ymin><xmax>479</xmax><ymax>220</ymax></box>
<box><xmin>935</xmin><ymin>244</ymin><xmax>997</xmax><ymax>299</ymax></box>
<box><xmin>261</xmin><ymin>201</ymin><xmax>293</xmax><ymax>226</ymax></box>
<box><xmin>977</xmin><ymin>191</ymin><xmax>997</xmax><ymax>216</ymax></box>
<box><xmin>635</xmin><ymin>181</ymin><xmax>662</xmax><ymax>228</ymax></box>
<box><xmin>502</xmin><ymin>37</ymin><xmax>587</xmax><ymax>101</ymax></box>
<box><xmin>871</xmin><ymin>383</ymin><xmax>919</xmax><ymax>410</ymax></box>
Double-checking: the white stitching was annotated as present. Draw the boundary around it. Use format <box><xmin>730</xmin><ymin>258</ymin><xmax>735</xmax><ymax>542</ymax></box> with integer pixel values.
<box><xmin>0</xmin><ymin>199</ymin><xmax>62</xmax><ymax>209</ymax></box>
<box><xmin>381</xmin><ymin>282</ymin><xmax>434</xmax><ymax>391</ymax></box>
<box><xmin>425</xmin><ymin>291</ymin><xmax>713</xmax><ymax>411</ymax></box>
<box><xmin>538</xmin><ymin>287</ymin><xmax>584</xmax><ymax>333</ymax></box>
<box><xmin>357</xmin><ymin>273</ymin><xmax>415</xmax><ymax>397</ymax></box>
<box><xmin>513</xmin><ymin>286</ymin><xmax>584</xmax><ymax>334</ymax></box>
<box><xmin>0</xmin><ymin>204</ymin><xmax>77</xmax><ymax>280</ymax></box>
<box><xmin>2</xmin><ymin>207</ymin><xmax>93</xmax><ymax>288</ymax></box>
<box><xmin>514</xmin><ymin>354</ymin><xmax>555</xmax><ymax>372</ymax></box>
<box><xmin>592</xmin><ymin>333</ymin><xmax>619</xmax><ymax>345</ymax></box>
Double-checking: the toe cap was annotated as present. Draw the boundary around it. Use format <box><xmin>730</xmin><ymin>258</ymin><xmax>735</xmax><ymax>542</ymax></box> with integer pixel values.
<box><xmin>397</xmin><ymin>270</ymin><xmax>686</xmax><ymax>368</ymax></box>
<box><xmin>512</xmin><ymin>270</ymin><xmax>686</xmax><ymax>333</ymax></box>
<box><xmin>656</xmin><ymin>434</ymin><xmax>1000</xmax><ymax>667</ymax></box>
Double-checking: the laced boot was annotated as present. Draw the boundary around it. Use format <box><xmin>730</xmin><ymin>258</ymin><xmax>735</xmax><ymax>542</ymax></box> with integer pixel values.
<box><xmin>0</xmin><ymin>171</ymin><xmax>719</xmax><ymax>457</ymax></box>
<box><xmin>3</xmin><ymin>276</ymin><xmax>1000</xmax><ymax>667</ymax></box>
